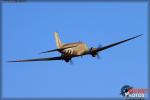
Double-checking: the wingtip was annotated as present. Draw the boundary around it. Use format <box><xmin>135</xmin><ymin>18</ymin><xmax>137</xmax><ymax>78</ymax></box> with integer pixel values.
<box><xmin>39</xmin><ymin>52</ymin><xmax>43</xmax><ymax>54</ymax></box>
<box><xmin>7</xmin><ymin>61</ymin><xmax>17</xmax><ymax>63</ymax></box>
<box><xmin>133</xmin><ymin>34</ymin><xmax>143</xmax><ymax>38</ymax></box>
<box><xmin>7</xmin><ymin>60</ymin><xmax>25</xmax><ymax>63</ymax></box>
<box><xmin>137</xmin><ymin>34</ymin><xmax>143</xmax><ymax>37</ymax></box>
<box><xmin>139</xmin><ymin>34</ymin><xmax>143</xmax><ymax>36</ymax></box>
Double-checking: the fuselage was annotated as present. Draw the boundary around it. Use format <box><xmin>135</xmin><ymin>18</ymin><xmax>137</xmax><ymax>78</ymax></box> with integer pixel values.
<box><xmin>60</xmin><ymin>42</ymin><xmax>89</xmax><ymax>57</ymax></box>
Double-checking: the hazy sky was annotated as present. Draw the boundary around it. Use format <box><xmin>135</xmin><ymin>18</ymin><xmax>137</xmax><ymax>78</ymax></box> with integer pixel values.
<box><xmin>2</xmin><ymin>2</ymin><xmax>148</xmax><ymax>98</ymax></box>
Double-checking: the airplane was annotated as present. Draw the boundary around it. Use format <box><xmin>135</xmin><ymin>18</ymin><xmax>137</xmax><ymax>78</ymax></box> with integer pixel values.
<box><xmin>8</xmin><ymin>32</ymin><xmax>143</xmax><ymax>63</ymax></box>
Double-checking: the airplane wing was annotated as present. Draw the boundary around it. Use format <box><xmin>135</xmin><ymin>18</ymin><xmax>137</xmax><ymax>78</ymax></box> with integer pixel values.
<box><xmin>95</xmin><ymin>34</ymin><xmax>143</xmax><ymax>53</ymax></box>
<box><xmin>85</xmin><ymin>34</ymin><xmax>143</xmax><ymax>56</ymax></box>
<box><xmin>8</xmin><ymin>56</ymin><xmax>62</xmax><ymax>62</ymax></box>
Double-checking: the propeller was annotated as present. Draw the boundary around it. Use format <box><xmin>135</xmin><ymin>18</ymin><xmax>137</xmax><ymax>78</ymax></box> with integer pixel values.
<box><xmin>96</xmin><ymin>44</ymin><xmax>102</xmax><ymax>59</ymax></box>
<box><xmin>89</xmin><ymin>44</ymin><xmax>102</xmax><ymax>59</ymax></box>
<box><xmin>63</xmin><ymin>57</ymin><xmax>73</xmax><ymax>64</ymax></box>
<box><xmin>69</xmin><ymin>60</ymin><xmax>74</xmax><ymax>65</ymax></box>
<box><xmin>98</xmin><ymin>44</ymin><xmax>102</xmax><ymax>48</ymax></box>
<box><xmin>96</xmin><ymin>53</ymin><xmax>100</xmax><ymax>59</ymax></box>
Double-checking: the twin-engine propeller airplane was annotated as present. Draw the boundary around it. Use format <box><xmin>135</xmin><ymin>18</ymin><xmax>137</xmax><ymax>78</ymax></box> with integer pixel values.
<box><xmin>8</xmin><ymin>32</ymin><xmax>143</xmax><ymax>63</ymax></box>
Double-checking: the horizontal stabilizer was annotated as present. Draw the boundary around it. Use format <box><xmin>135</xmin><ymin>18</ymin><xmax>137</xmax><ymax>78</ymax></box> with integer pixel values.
<box><xmin>40</xmin><ymin>46</ymin><xmax>77</xmax><ymax>54</ymax></box>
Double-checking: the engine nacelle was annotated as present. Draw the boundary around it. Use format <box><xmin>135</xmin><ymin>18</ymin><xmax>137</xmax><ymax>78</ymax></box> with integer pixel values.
<box><xmin>89</xmin><ymin>47</ymin><xmax>98</xmax><ymax>57</ymax></box>
<box><xmin>61</xmin><ymin>54</ymin><xmax>72</xmax><ymax>63</ymax></box>
<box><xmin>65</xmin><ymin>59</ymin><xmax>70</xmax><ymax>62</ymax></box>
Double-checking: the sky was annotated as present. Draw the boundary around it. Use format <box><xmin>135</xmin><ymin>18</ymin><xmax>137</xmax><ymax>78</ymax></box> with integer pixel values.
<box><xmin>2</xmin><ymin>2</ymin><xmax>148</xmax><ymax>98</ymax></box>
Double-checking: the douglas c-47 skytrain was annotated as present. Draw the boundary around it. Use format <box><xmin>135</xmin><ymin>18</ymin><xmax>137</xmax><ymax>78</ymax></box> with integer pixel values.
<box><xmin>8</xmin><ymin>32</ymin><xmax>143</xmax><ymax>63</ymax></box>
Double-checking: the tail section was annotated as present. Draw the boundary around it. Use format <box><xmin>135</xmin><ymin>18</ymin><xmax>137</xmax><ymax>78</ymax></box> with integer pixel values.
<box><xmin>54</xmin><ymin>32</ymin><xmax>63</xmax><ymax>48</ymax></box>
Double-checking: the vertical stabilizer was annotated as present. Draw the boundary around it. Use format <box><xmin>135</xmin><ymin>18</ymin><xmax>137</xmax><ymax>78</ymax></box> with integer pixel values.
<box><xmin>54</xmin><ymin>32</ymin><xmax>63</xmax><ymax>48</ymax></box>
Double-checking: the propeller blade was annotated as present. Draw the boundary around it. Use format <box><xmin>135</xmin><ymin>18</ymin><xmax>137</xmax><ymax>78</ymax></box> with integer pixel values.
<box><xmin>98</xmin><ymin>44</ymin><xmax>102</xmax><ymax>48</ymax></box>
<box><xmin>69</xmin><ymin>60</ymin><xmax>74</xmax><ymax>65</ymax></box>
<box><xmin>97</xmin><ymin>54</ymin><xmax>100</xmax><ymax>59</ymax></box>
